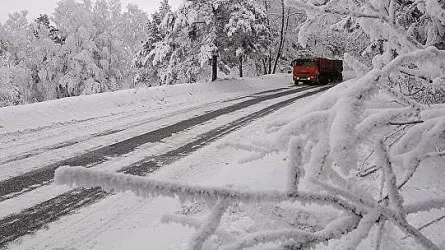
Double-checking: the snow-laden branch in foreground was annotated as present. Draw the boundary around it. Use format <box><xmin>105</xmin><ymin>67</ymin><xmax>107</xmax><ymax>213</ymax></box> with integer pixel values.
<box><xmin>284</xmin><ymin>0</ymin><xmax>424</xmax><ymax>50</ymax></box>
<box><xmin>311</xmin><ymin>177</ymin><xmax>440</xmax><ymax>250</ymax></box>
<box><xmin>55</xmin><ymin>166</ymin><xmax>365</xmax><ymax>216</ymax></box>
<box><xmin>273</xmin><ymin>44</ymin><xmax>444</xmax><ymax>249</ymax></box>
<box><xmin>221</xmin><ymin>216</ymin><xmax>360</xmax><ymax>250</ymax></box>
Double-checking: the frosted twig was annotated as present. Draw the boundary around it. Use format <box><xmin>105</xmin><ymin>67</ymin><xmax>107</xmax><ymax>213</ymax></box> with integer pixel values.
<box><xmin>218</xmin><ymin>142</ymin><xmax>274</xmax><ymax>154</ymax></box>
<box><xmin>399</xmin><ymin>68</ymin><xmax>432</xmax><ymax>81</ymax></box>
<box><xmin>381</xmin><ymin>84</ymin><xmax>424</xmax><ymax>109</ymax></box>
<box><xmin>358</xmin><ymin>151</ymin><xmax>375</xmax><ymax>173</ymax></box>
<box><xmin>395</xmin><ymin>121</ymin><xmax>445</xmax><ymax>191</ymax></box>
<box><xmin>287</xmin><ymin>1</ymin><xmax>385</xmax><ymax>19</ymax></box>
<box><xmin>405</xmin><ymin>198</ymin><xmax>445</xmax><ymax>214</ymax></box>
<box><xmin>287</xmin><ymin>137</ymin><xmax>304</xmax><ymax>191</ymax></box>
<box><xmin>388</xmin><ymin>120</ymin><xmax>424</xmax><ymax>126</ymax></box>
<box><xmin>358</xmin><ymin>125</ymin><xmax>407</xmax><ymax>176</ymax></box>
<box><xmin>346</xmin><ymin>208</ymin><xmax>382</xmax><ymax>249</ymax></box>
<box><xmin>403</xmin><ymin>214</ymin><xmax>445</xmax><ymax>240</ymax></box>
<box><xmin>222</xmin><ymin>216</ymin><xmax>360</xmax><ymax>250</ymax></box>
<box><xmin>287</xmin><ymin>0</ymin><xmax>424</xmax><ymax>50</ymax></box>
<box><xmin>374</xmin><ymin>220</ymin><xmax>385</xmax><ymax>250</ymax></box>
<box><xmin>384</xmin><ymin>211</ymin><xmax>439</xmax><ymax>250</ymax></box>
<box><xmin>221</xmin><ymin>229</ymin><xmax>316</xmax><ymax>250</ymax></box>
<box><xmin>426</xmin><ymin>151</ymin><xmax>445</xmax><ymax>158</ymax></box>
<box><xmin>310</xmin><ymin>178</ymin><xmax>376</xmax><ymax>210</ymax></box>
<box><xmin>161</xmin><ymin>214</ymin><xmax>235</xmax><ymax>242</ymax></box>
<box><xmin>187</xmin><ymin>199</ymin><xmax>230</xmax><ymax>250</ymax></box>
<box><xmin>376</xmin><ymin>140</ymin><xmax>406</xmax><ymax>219</ymax></box>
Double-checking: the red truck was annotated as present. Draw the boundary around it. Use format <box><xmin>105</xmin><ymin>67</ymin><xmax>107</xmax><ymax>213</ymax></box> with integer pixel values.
<box><xmin>291</xmin><ymin>57</ymin><xmax>343</xmax><ymax>85</ymax></box>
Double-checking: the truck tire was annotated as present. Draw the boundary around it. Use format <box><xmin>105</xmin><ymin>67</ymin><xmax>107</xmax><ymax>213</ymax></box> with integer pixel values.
<box><xmin>337</xmin><ymin>74</ymin><xmax>343</xmax><ymax>83</ymax></box>
<box><xmin>319</xmin><ymin>75</ymin><xmax>328</xmax><ymax>85</ymax></box>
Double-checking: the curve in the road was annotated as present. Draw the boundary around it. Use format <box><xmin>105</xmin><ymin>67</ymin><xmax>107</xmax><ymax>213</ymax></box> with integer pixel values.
<box><xmin>0</xmin><ymin>85</ymin><xmax>332</xmax><ymax>247</ymax></box>
<box><xmin>0</xmin><ymin>86</ymin><xmax>314</xmax><ymax>201</ymax></box>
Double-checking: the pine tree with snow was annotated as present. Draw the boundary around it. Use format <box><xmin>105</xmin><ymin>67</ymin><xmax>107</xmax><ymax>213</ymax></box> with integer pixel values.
<box><xmin>224</xmin><ymin>0</ymin><xmax>270</xmax><ymax>77</ymax></box>
<box><xmin>28</xmin><ymin>14</ymin><xmax>64</xmax><ymax>101</ymax></box>
<box><xmin>134</xmin><ymin>0</ymin><xmax>271</xmax><ymax>85</ymax></box>
<box><xmin>132</xmin><ymin>0</ymin><xmax>173</xmax><ymax>86</ymax></box>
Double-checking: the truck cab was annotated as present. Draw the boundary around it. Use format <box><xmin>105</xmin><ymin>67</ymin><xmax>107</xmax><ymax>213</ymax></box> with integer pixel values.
<box><xmin>291</xmin><ymin>57</ymin><xmax>343</xmax><ymax>85</ymax></box>
<box><xmin>291</xmin><ymin>59</ymin><xmax>319</xmax><ymax>84</ymax></box>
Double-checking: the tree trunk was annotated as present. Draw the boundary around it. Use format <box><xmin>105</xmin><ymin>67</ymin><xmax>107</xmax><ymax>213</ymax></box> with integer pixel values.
<box><xmin>239</xmin><ymin>56</ymin><xmax>243</xmax><ymax>77</ymax></box>
<box><xmin>272</xmin><ymin>0</ymin><xmax>286</xmax><ymax>74</ymax></box>
<box><xmin>212</xmin><ymin>54</ymin><xmax>218</xmax><ymax>81</ymax></box>
<box><xmin>262</xmin><ymin>58</ymin><xmax>267</xmax><ymax>75</ymax></box>
<box><xmin>263</xmin><ymin>0</ymin><xmax>273</xmax><ymax>75</ymax></box>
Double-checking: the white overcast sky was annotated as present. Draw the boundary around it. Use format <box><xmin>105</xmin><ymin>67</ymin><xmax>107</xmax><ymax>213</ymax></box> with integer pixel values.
<box><xmin>0</xmin><ymin>0</ymin><xmax>182</xmax><ymax>23</ymax></box>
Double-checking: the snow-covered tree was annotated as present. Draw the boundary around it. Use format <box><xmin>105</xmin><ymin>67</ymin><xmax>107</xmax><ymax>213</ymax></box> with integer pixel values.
<box><xmin>28</xmin><ymin>14</ymin><xmax>65</xmax><ymax>101</ymax></box>
<box><xmin>53</xmin><ymin>0</ymin><xmax>147</xmax><ymax>96</ymax></box>
<box><xmin>0</xmin><ymin>11</ymin><xmax>33</xmax><ymax>105</ymax></box>
<box><xmin>134</xmin><ymin>0</ymin><xmax>270</xmax><ymax>86</ymax></box>
<box><xmin>132</xmin><ymin>0</ymin><xmax>173</xmax><ymax>86</ymax></box>
<box><xmin>224</xmin><ymin>0</ymin><xmax>270</xmax><ymax>77</ymax></box>
<box><xmin>256</xmin><ymin>0</ymin><xmax>306</xmax><ymax>74</ymax></box>
<box><xmin>0</xmin><ymin>0</ymin><xmax>148</xmax><ymax>106</ymax></box>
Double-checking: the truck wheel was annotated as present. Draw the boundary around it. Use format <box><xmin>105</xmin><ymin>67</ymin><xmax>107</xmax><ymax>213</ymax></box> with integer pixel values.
<box><xmin>319</xmin><ymin>75</ymin><xmax>327</xmax><ymax>85</ymax></box>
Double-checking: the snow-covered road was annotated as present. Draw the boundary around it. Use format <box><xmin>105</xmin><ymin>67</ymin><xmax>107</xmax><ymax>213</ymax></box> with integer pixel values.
<box><xmin>0</xmin><ymin>74</ymin><xmax>333</xmax><ymax>248</ymax></box>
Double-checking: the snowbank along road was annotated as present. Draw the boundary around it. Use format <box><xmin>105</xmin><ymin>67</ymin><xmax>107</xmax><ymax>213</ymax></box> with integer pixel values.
<box><xmin>0</xmin><ymin>79</ymin><xmax>332</xmax><ymax>247</ymax></box>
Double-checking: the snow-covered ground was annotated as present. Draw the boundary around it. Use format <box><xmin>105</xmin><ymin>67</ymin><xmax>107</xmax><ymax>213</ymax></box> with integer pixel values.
<box><xmin>0</xmin><ymin>74</ymin><xmax>303</xmax><ymax>180</ymax></box>
<box><xmin>2</xmin><ymin>72</ymin><xmax>444</xmax><ymax>249</ymax></box>
<box><xmin>0</xmin><ymin>73</ymin><xmax>318</xmax><ymax>249</ymax></box>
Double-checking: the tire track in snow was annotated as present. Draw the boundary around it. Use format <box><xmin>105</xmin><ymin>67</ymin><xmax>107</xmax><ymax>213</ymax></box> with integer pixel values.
<box><xmin>0</xmin><ymin>86</ymin><xmax>280</xmax><ymax>167</ymax></box>
<box><xmin>0</xmin><ymin>85</ymin><xmax>331</xmax><ymax>247</ymax></box>
<box><xmin>0</xmin><ymin>97</ymin><xmax>225</xmax><ymax>166</ymax></box>
<box><xmin>0</xmin><ymin>86</ymin><xmax>311</xmax><ymax>201</ymax></box>
<box><xmin>0</xmin><ymin>128</ymin><xmax>125</xmax><ymax>165</ymax></box>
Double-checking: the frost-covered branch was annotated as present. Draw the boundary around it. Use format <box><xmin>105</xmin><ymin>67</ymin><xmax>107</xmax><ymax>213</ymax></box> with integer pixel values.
<box><xmin>388</xmin><ymin>120</ymin><xmax>424</xmax><ymax>126</ymax></box>
<box><xmin>287</xmin><ymin>137</ymin><xmax>304</xmax><ymax>191</ymax></box>
<box><xmin>60</xmin><ymin>164</ymin><xmax>440</xmax><ymax>248</ymax></box>
<box><xmin>286</xmin><ymin>0</ymin><xmax>424</xmax><ymax>50</ymax></box>
<box><xmin>285</xmin><ymin>1</ymin><xmax>384</xmax><ymax>19</ymax></box>
<box><xmin>405</xmin><ymin>198</ymin><xmax>445</xmax><ymax>214</ymax></box>
<box><xmin>187</xmin><ymin>199</ymin><xmax>230</xmax><ymax>250</ymax></box>
<box><xmin>55</xmin><ymin>166</ymin><xmax>366</xmax><ymax>216</ymax></box>
<box><xmin>346</xmin><ymin>208</ymin><xmax>381</xmax><ymax>249</ymax></box>
<box><xmin>161</xmin><ymin>214</ymin><xmax>235</xmax><ymax>242</ymax></box>
<box><xmin>375</xmin><ymin>140</ymin><xmax>406</xmax><ymax>219</ymax></box>
<box><xmin>217</xmin><ymin>141</ymin><xmax>278</xmax><ymax>164</ymax></box>
<box><xmin>309</xmin><ymin>175</ymin><xmax>440</xmax><ymax>249</ymax></box>
<box><xmin>222</xmin><ymin>216</ymin><xmax>360</xmax><ymax>250</ymax></box>
<box><xmin>310</xmin><ymin>178</ymin><xmax>376</xmax><ymax>210</ymax></box>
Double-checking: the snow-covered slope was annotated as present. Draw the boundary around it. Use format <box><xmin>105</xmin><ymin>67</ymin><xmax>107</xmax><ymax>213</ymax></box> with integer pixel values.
<box><xmin>0</xmin><ymin>74</ymin><xmax>291</xmax><ymax>133</ymax></box>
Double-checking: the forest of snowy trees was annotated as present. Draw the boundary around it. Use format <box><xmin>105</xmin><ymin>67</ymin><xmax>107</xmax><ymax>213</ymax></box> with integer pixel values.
<box><xmin>0</xmin><ymin>0</ymin><xmax>151</xmax><ymax>106</ymax></box>
<box><xmin>56</xmin><ymin>0</ymin><xmax>445</xmax><ymax>249</ymax></box>
<box><xmin>0</xmin><ymin>0</ymin><xmax>366</xmax><ymax>107</ymax></box>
